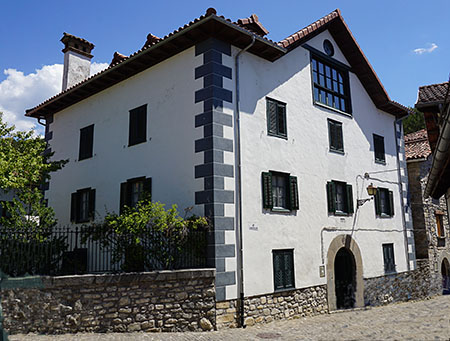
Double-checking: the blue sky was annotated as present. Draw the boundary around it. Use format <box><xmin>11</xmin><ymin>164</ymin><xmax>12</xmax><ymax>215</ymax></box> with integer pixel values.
<box><xmin>0</xmin><ymin>0</ymin><xmax>448</xmax><ymax>131</ymax></box>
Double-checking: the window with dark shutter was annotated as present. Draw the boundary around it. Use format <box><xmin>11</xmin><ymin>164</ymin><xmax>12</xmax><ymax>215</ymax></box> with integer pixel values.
<box><xmin>129</xmin><ymin>105</ymin><xmax>147</xmax><ymax>146</ymax></box>
<box><xmin>70</xmin><ymin>188</ymin><xmax>95</xmax><ymax>223</ymax></box>
<box><xmin>326</xmin><ymin>180</ymin><xmax>353</xmax><ymax>215</ymax></box>
<box><xmin>436</xmin><ymin>212</ymin><xmax>445</xmax><ymax>238</ymax></box>
<box><xmin>375</xmin><ymin>187</ymin><xmax>394</xmax><ymax>217</ymax></box>
<box><xmin>120</xmin><ymin>176</ymin><xmax>152</xmax><ymax>213</ymax></box>
<box><xmin>273</xmin><ymin>249</ymin><xmax>295</xmax><ymax>291</ymax></box>
<box><xmin>382</xmin><ymin>243</ymin><xmax>396</xmax><ymax>273</ymax></box>
<box><xmin>266</xmin><ymin>98</ymin><xmax>287</xmax><ymax>139</ymax></box>
<box><xmin>262</xmin><ymin>172</ymin><xmax>299</xmax><ymax>211</ymax></box>
<box><xmin>79</xmin><ymin>124</ymin><xmax>94</xmax><ymax>160</ymax></box>
<box><xmin>373</xmin><ymin>134</ymin><xmax>385</xmax><ymax>164</ymax></box>
<box><xmin>328</xmin><ymin>119</ymin><xmax>344</xmax><ymax>153</ymax></box>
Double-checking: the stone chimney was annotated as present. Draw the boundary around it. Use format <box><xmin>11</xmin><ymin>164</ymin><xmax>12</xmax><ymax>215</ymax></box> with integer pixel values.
<box><xmin>61</xmin><ymin>33</ymin><xmax>95</xmax><ymax>91</ymax></box>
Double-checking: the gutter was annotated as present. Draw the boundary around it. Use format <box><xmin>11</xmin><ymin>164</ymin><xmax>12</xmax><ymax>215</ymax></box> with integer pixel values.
<box><xmin>234</xmin><ymin>34</ymin><xmax>255</xmax><ymax>329</ymax></box>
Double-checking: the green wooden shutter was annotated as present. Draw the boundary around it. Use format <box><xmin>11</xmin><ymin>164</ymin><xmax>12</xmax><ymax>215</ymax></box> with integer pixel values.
<box><xmin>70</xmin><ymin>192</ymin><xmax>77</xmax><ymax>222</ymax></box>
<box><xmin>262</xmin><ymin>172</ymin><xmax>273</xmax><ymax>209</ymax></box>
<box><xmin>374</xmin><ymin>191</ymin><xmax>381</xmax><ymax>216</ymax></box>
<box><xmin>273</xmin><ymin>252</ymin><xmax>284</xmax><ymax>290</ymax></box>
<box><xmin>89</xmin><ymin>189</ymin><xmax>96</xmax><ymax>219</ymax></box>
<box><xmin>336</xmin><ymin>123</ymin><xmax>343</xmax><ymax>151</ymax></box>
<box><xmin>120</xmin><ymin>182</ymin><xmax>128</xmax><ymax>214</ymax></box>
<box><xmin>284</xmin><ymin>251</ymin><xmax>294</xmax><ymax>288</ymax></box>
<box><xmin>143</xmin><ymin>177</ymin><xmax>152</xmax><ymax>201</ymax></box>
<box><xmin>289</xmin><ymin>176</ymin><xmax>299</xmax><ymax>210</ymax></box>
<box><xmin>278</xmin><ymin>104</ymin><xmax>287</xmax><ymax>136</ymax></box>
<box><xmin>346</xmin><ymin>184</ymin><xmax>354</xmax><ymax>214</ymax></box>
<box><xmin>267</xmin><ymin>100</ymin><xmax>277</xmax><ymax>135</ymax></box>
<box><xmin>326</xmin><ymin>182</ymin><xmax>336</xmax><ymax>213</ymax></box>
<box><xmin>389</xmin><ymin>190</ymin><xmax>394</xmax><ymax>217</ymax></box>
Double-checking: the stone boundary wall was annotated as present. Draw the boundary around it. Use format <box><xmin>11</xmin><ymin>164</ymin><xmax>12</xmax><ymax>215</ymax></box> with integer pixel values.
<box><xmin>1</xmin><ymin>269</ymin><xmax>216</xmax><ymax>334</ymax></box>
<box><xmin>364</xmin><ymin>259</ymin><xmax>441</xmax><ymax>306</ymax></box>
<box><xmin>216</xmin><ymin>285</ymin><xmax>328</xmax><ymax>329</ymax></box>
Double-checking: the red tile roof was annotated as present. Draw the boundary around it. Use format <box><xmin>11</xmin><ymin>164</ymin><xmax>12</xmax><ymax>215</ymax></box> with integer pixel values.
<box><xmin>416</xmin><ymin>82</ymin><xmax>449</xmax><ymax>106</ymax></box>
<box><xmin>26</xmin><ymin>8</ymin><xmax>409</xmax><ymax>119</ymax></box>
<box><xmin>405</xmin><ymin>129</ymin><xmax>431</xmax><ymax>160</ymax></box>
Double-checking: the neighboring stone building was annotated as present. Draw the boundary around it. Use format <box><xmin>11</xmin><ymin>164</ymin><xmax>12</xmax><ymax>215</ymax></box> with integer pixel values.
<box><xmin>25</xmin><ymin>8</ymin><xmax>425</xmax><ymax>328</ymax></box>
<box><xmin>415</xmin><ymin>81</ymin><xmax>450</xmax><ymax>294</ymax></box>
<box><xmin>405</xmin><ymin>129</ymin><xmax>450</xmax><ymax>293</ymax></box>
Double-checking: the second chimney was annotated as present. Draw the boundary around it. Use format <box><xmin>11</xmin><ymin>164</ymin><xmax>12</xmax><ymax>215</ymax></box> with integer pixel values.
<box><xmin>61</xmin><ymin>33</ymin><xmax>95</xmax><ymax>91</ymax></box>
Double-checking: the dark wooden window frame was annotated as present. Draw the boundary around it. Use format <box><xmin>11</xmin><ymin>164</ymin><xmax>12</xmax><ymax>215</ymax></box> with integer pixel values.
<box><xmin>266</xmin><ymin>97</ymin><xmax>287</xmax><ymax>139</ymax></box>
<box><xmin>129</xmin><ymin>104</ymin><xmax>147</xmax><ymax>147</ymax></box>
<box><xmin>326</xmin><ymin>180</ymin><xmax>354</xmax><ymax>216</ymax></box>
<box><xmin>70</xmin><ymin>187</ymin><xmax>95</xmax><ymax>223</ymax></box>
<box><xmin>373</xmin><ymin>134</ymin><xmax>386</xmax><ymax>164</ymax></box>
<box><xmin>273</xmin><ymin>249</ymin><xmax>295</xmax><ymax>291</ymax></box>
<box><xmin>328</xmin><ymin>119</ymin><xmax>344</xmax><ymax>154</ymax></box>
<box><xmin>436</xmin><ymin>211</ymin><xmax>445</xmax><ymax>238</ymax></box>
<box><xmin>374</xmin><ymin>187</ymin><xmax>394</xmax><ymax>218</ymax></box>
<box><xmin>382</xmin><ymin>243</ymin><xmax>396</xmax><ymax>274</ymax></box>
<box><xmin>262</xmin><ymin>171</ymin><xmax>299</xmax><ymax>212</ymax></box>
<box><xmin>307</xmin><ymin>45</ymin><xmax>352</xmax><ymax>115</ymax></box>
<box><xmin>120</xmin><ymin>176</ymin><xmax>152</xmax><ymax>213</ymax></box>
<box><xmin>78</xmin><ymin>124</ymin><xmax>94</xmax><ymax>161</ymax></box>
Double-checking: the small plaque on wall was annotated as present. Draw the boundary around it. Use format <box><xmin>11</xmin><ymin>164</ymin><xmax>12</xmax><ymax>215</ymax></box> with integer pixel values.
<box><xmin>319</xmin><ymin>265</ymin><xmax>325</xmax><ymax>278</ymax></box>
<box><xmin>249</xmin><ymin>223</ymin><xmax>258</xmax><ymax>231</ymax></box>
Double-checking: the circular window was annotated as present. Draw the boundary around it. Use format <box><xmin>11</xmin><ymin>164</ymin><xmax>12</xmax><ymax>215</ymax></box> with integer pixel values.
<box><xmin>323</xmin><ymin>39</ymin><xmax>334</xmax><ymax>56</ymax></box>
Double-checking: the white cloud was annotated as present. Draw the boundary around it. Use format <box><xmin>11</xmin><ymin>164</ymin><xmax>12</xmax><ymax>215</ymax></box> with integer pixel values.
<box><xmin>413</xmin><ymin>43</ymin><xmax>438</xmax><ymax>55</ymax></box>
<box><xmin>0</xmin><ymin>62</ymin><xmax>108</xmax><ymax>134</ymax></box>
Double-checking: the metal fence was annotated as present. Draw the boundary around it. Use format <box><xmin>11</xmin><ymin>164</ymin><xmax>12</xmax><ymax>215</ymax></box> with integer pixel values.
<box><xmin>0</xmin><ymin>227</ymin><xmax>207</xmax><ymax>277</ymax></box>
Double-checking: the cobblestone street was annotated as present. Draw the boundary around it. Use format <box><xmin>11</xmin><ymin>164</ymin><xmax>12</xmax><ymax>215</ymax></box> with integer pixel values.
<box><xmin>9</xmin><ymin>295</ymin><xmax>450</xmax><ymax>341</ymax></box>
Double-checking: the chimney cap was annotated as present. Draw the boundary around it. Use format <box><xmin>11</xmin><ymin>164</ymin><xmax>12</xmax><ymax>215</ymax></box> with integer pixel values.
<box><xmin>61</xmin><ymin>32</ymin><xmax>95</xmax><ymax>58</ymax></box>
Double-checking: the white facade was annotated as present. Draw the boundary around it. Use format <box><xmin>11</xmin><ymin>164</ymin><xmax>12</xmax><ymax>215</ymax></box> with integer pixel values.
<box><xmin>38</xmin><ymin>16</ymin><xmax>412</xmax><ymax>305</ymax></box>
<box><xmin>48</xmin><ymin>47</ymin><xmax>204</xmax><ymax>224</ymax></box>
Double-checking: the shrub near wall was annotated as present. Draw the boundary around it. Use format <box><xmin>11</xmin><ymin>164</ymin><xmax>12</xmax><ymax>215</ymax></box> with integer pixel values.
<box><xmin>1</xmin><ymin>269</ymin><xmax>216</xmax><ymax>334</ymax></box>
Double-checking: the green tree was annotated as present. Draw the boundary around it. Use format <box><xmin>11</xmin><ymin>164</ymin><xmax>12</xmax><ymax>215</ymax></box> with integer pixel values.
<box><xmin>83</xmin><ymin>198</ymin><xmax>209</xmax><ymax>272</ymax></box>
<box><xmin>403</xmin><ymin>108</ymin><xmax>425</xmax><ymax>134</ymax></box>
<box><xmin>0</xmin><ymin>113</ymin><xmax>66</xmax><ymax>230</ymax></box>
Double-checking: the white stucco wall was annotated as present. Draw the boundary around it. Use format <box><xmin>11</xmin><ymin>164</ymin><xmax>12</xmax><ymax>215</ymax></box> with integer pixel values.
<box><xmin>47</xmin><ymin>47</ymin><xmax>204</xmax><ymax>226</ymax></box>
<box><xmin>237</xmin><ymin>30</ymin><xmax>409</xmax><ymax>297</ymax></box>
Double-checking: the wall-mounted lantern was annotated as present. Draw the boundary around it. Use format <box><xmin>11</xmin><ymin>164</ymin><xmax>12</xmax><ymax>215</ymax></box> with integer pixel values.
<box><xmin>357</xmin><ymin>183</ymin><xmax>377</xmax><ymax>207</ymax></box>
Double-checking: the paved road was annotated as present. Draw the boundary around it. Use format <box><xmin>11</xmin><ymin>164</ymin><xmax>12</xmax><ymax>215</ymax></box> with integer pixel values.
<box><xmin>9</xmin><ymin>295</ymin><xmax>450</xmax><ymax>340</ymax></box>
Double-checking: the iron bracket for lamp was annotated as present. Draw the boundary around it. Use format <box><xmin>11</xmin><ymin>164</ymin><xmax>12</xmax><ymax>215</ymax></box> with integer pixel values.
<box><xmin>357</xmin><ymin>197</ymin><xmax>373</xmax><ymax>207</ymax></box>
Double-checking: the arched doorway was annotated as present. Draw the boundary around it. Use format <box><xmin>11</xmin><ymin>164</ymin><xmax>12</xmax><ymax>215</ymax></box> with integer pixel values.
<box><xmin>334</xmin><ymin>247</ymin><xmax>356</xmax><ymax>309</ymax></box>
<box><xmin>326</xmin><ymin>234</ymin><xmax>364</xmax><ymax>311</ymax></box>
<box><xmin>442</xmin><ymin>258</ymin><xmax>450</xmax><ymax>295</ymax></box>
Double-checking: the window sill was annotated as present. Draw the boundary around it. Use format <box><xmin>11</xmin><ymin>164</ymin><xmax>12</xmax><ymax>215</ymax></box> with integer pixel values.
<box><xmin>332</xmin><ymin>211</ymin><xmax>351</xmax><ymax>217</ymax></box>
<box><xmin>329</xmin><ymin>148</ymin><xmax>345</xmax><ymax>155</ymax></box>
<box><xmin>267</xmin><ymin>132</ymin><xmax>288</xmax><ymax>140</ymax></box>
<box><xmin>375</xmin><ymin>159</ymin><xmax>386</xmax><ymax>165</ymax></box>
<box><xmin>78</xmin><ymin>156</ymin><xmax>93</xmax><ymax>162</ymax></box>
<box><xmin>377</xmin><ymin>214</ymin><xmax>393</xmax><ymax>219</ymax></box>
<box><xmin>314</xmin><ymin>101</ymin><xmax>352</xmax><ymax>118</ymax></box>
<box><xmin>274</xmin><ymin>286</ymin><xmax>295</xmax><ymax>293</ymax></box>
<box><xmin>271</xmin><ymin>208</ymin><xmax>291</xmax><ymax>213</ymax></box>
<box><xmin>128</xmin><ymin>140</ymin><xmax>146</xmax><ymax>147</ymax></box>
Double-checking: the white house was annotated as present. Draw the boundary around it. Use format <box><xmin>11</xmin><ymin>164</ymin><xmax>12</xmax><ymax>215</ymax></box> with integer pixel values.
<box><xmin>27</xmin><ymin>8</ymin><xmax>416</xmax><ymax>315</ymax></box>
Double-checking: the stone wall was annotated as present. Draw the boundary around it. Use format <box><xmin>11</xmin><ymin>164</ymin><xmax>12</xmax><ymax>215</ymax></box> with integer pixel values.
<box><xmin>364</xmin><ymin>259</ymin><xmax>441</xmax><ymax>306</ymax></box>
<box><xmin>1</xmin><ymin>269</ymin><xmax>216</xmax><ymax>335</ymax></box>
<box><xmin>216</xmin><ymin>285</ymin><xmax>328</xmax><ymax>329</ymax></box>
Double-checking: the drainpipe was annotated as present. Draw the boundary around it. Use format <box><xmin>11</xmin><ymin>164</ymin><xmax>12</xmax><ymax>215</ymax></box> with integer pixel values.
<box><xmin>394</xmin><ymin>116</ymin><xmax>411</xmax><ymax>271</ymax></box>
<box><xmin>234</xmin><ymin>35</ymin><xmax>255</xmax><ymax>328</ymax></box>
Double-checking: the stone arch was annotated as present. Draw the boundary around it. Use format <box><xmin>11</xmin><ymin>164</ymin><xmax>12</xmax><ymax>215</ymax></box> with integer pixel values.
<box><xmin>326</xmin><ymin>234</ymin><xmax>364</xmax><ymax>311</ymax></box>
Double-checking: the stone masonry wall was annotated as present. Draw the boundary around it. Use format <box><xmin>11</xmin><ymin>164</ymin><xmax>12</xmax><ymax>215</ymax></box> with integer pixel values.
<box><xmin>364</xmin><ymin>259</ymin><xmax>441</xmax><ymax>306</ymax></box>
<box><xmin>1</xmin><ymin>269</ymin><xmax>216</xmax><ymax>335</ymax></box>
<box><xmin>216</xmin><ymin>285</ymin><xmax>328</xmax><ymax>329</ymax></box>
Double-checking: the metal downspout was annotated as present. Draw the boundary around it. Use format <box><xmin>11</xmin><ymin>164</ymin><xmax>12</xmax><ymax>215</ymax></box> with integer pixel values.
<box><xmin>394</xmin><ymin>117</ymin><xmax>411</xmax><ymax>271</ymax></box>
<box><xmin>234</xmin><ymin>35</ymin><xmax>255</xmax><ymax>328</ymax></box>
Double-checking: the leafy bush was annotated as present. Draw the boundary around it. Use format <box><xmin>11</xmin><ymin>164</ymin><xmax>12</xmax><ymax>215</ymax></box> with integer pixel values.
<box><xmin>82</xmin><ymin>199</ymin><xmax>209</xmax><ymax>272</ymax></box>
